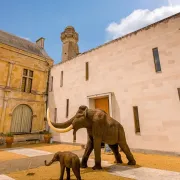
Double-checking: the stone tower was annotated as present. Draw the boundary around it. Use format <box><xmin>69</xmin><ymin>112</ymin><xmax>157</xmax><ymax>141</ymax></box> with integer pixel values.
<box><xmin>61</xmin><ymin>26</ymin><xmax>79</xmax><ymax>62</ymax></box>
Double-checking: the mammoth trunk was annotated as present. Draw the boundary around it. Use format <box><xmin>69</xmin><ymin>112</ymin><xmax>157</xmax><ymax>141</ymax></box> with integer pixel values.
<box><xmin>44</xmin><ymin>160</ymin><xmax>54</xmax><ymax>166</ymax></box>
<box><xmin>47</xmin><ymin>108</ymin><xmax>73</xmax><ymax>133</ymax></box>
<box><xmin>51</xmin><ymin>115</ymin><xmax>75</xmax><ymax>128</ymax></box>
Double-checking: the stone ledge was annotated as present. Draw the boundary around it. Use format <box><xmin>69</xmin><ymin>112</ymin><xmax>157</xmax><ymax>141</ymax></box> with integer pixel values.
<box><xmin>131</xmin><ymin>148</ymin><xmax>180</xmax><ymax>157</ymax></box>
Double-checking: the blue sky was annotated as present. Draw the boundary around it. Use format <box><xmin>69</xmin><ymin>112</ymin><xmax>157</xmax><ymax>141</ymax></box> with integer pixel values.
<box><xmin>1</xmin><ymin>0</ymin><xmax>180</xmax><ymax>64</ymax></box>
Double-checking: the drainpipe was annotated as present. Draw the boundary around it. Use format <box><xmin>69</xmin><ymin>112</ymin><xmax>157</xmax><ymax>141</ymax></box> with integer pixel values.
<box><xmin>45</xmin><ymin>68</ymin><xmax>50</xmax><ymax>132</ymax></box>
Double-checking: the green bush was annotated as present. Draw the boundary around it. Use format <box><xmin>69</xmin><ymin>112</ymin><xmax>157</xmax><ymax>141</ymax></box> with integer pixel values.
<box><xmin>43</xmin><ymin>130</ymin><xmax>52</xmax><ymax>135</ymax></box>
<box><xmin>5</xmin><ymin>132</ymin><xmax>14</xmax><ymax>137</ymax></box>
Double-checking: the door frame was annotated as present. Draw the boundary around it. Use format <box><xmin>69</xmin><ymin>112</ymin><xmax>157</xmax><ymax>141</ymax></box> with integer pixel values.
<box><xmin>87</xmin><ymin>92</ymin><xmax>113</xmax><ymax>118</ymax></box>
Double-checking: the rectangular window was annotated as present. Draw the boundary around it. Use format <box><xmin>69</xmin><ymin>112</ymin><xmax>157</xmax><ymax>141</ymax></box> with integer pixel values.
<box><xmin>60</xmin><ymin>71</ymin><xmax>63</xmax><ymax>87</ymax></box>
<box><xmin>152</xmin><ymin>47</ymin><xmax>161</xmax><ymax>72</ymax></box>
<box><xmin>85</xmin><ymin>62</ymin><xmax>89</xmax><ymax>81</ymax></box>
<box><xmin>27</xmin><ymin>78</ymin><xmax>32</xmax><ymax>93</ymax></box>
<box><xmin>177</xmin><ymin>88</ymin><xmax>180</xmax><ymax>101</ymax></box>
<box><xmin>54</xmin><ymin>108</ymin><xmax>57</xmax><ymax>123</ymax></box>
<box><xmin>21</xmin><ymin>69</ymin><xmax>33</xmax><ymax>93</ymax></box>
<box><xmin>133</xmin><ymin>106</ymin><xmax>141</xmax><ymax>134</ymax></box>
<box><xmin>21</xmin><ymin>77</ymin><xmax>27</xmax><ymax>92</ymax></box>
<box><xmin>66</xmin><ymin>99</ymin><xmax>69</xmax><ymax>118</ymax></box>
<box><xmin>49</xmin><ymin>76</ymin><xmax>53</xmax><ymax>92</ymax></box>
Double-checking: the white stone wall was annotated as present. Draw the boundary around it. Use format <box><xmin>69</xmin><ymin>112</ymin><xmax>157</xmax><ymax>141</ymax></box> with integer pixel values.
<box><xmin>49</xmin><ymin>15</ymin><xmax>180</xmax><ymax>152</ymax></box>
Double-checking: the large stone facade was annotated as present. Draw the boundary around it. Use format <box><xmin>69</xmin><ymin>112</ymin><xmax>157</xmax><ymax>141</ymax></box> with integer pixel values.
<box><xmin>49</xmin><ymin>13</ymin><xmax>180</xmax><ymax>153</ymax></box>
<box><xmin>0</xmin><ymin>31</ymin><xmax>53</xmax><ymax>134</ymax></box>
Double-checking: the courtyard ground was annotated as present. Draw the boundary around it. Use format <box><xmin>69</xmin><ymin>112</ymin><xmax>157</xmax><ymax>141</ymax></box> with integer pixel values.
<box><xmin>0</xmin><ymin>142</ymin><xmax>179</xmax><ymax>180</ymax></box>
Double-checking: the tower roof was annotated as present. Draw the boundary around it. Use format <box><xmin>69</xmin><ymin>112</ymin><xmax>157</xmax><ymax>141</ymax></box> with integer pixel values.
<box><xmin>61</xmin><ymin>26</ymin><xmax>78</xmax><ymax>42</ymax></box>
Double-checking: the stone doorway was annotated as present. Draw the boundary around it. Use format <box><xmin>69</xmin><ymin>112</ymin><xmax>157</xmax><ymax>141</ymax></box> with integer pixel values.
<box><xmin>88</xmin><ymin>92</ymin><xmax>113</xmax><ymax>148</ymax></box>
<box><xmin>94</xmin><ymin>97</ymin><xmax>109</xmax><ymax>148</ymax></box>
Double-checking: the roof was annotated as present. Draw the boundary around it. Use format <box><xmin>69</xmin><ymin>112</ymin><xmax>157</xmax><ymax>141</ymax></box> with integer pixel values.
<box><xmin>0</xmin><ymin>30</ymin><xmax>51</xmax><ymax>59</ymax></box>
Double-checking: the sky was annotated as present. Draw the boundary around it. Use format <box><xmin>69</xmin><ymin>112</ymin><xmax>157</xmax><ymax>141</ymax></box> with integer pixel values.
<box><xmin>1</xmin><ymin>0</ymin><xmax>180</xmax><ymax>64</ymax></box>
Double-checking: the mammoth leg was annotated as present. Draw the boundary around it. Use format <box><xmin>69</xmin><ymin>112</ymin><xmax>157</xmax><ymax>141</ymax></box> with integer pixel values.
<box><xmin>92</xmin><ymin>138</ymin><xmax>102</xmax><ymax>170</ymax></box>
<box><xmin>109</xmin><ymin>144</ymin><xmax>123</xmax><ymax>164</ymax></box>
<box><xmin>72</xmin><ymin>167</ymin><xmax>81</xmax><ymax>180</ymax></box>
<box><xmin>119</xmin><ymin>142</ymin><xmax>136</xmax><ymax>165</ymax></box>
<box><xmin>66</xmin><ymin>167</ymin><xmax>70</xmax><ymax>180</ymax></box>
<box><xmin>60</xmin><ymin>165</ymin><xmax>65</xmax><ymax>180</ymax></box>
<box><xmin>81</xmin><ymin>136</ymin><xmax>94</xmax><ymax>168</ymax></box>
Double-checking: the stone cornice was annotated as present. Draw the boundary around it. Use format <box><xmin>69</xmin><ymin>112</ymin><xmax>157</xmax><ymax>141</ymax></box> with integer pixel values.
<box><xmin>0</xmin><ymin>56</ymin><xmax>51</xmax><ymax>72</ymax></box>
<box><xmin>0</xmin><ymin>85</ymin><xmax>47</xmax><ymax>96</ymax></box>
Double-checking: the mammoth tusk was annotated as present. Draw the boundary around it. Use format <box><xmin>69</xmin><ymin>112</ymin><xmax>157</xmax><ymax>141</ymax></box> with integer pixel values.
<box><xmin>84</xmin><ymin>107</ymin><xmax>88</xmax><ymax>117</ymax></box>
<box><xmin>47</xmin><ymin>108</ymin><xmax>73</xmax><ymax>133</ymax></box>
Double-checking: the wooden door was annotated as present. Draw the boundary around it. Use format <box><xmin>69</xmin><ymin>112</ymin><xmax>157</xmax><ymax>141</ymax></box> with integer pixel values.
<box><xmin>95</xmin><ymin>97</ymin><xmax>109</xmax><ymax>115</ymax></box>
<box><xmin>94</xmin><ymin>97</ymin><xmax>109</xmax><ymax>148</ymax></box>
<box><xmin>11</xmin><ymin>104</ymin><xmax>32</xmax><ymax>133</ymax></box>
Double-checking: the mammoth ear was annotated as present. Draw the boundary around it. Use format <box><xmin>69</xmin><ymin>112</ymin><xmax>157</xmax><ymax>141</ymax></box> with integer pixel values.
<box><xmin>84</xmin><ymin>107</ymin><xmax>88</xmax><ymax>117</ymax></box>
<box><xmin>55</xmin><ymin>153</ymin><xmax>59</xmax><ymax>160</ymax></box>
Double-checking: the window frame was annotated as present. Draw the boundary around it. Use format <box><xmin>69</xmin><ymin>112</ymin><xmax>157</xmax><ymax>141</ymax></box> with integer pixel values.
<box><xmin>133</xmin><ymin>106</ymin><xmax>141</xmax><ymax>134</ymax></box>
<box><xmin>152</xmin><ymin>47</ymin><xmax>162</xmax><ymax>73</ymax></box>
<box><xmin>21</xmin><ymin>69</ymin><xmax>33</xmax><ymax>93</ymax></box>
<box><xmin>85</xmin><ymin>62</ymin><xmax>89</xmax><ymax>81</ymax></box>
<box><xmin>66</xmin><ymin>99</ymin><xmax>69</xmax><ymax>118</ymax></box>
<box><xmin>60</xmin><ymin>71</ymin><xmax>63</xmax><ymax>87</ymax></box>
<box><xmin>54</xmin><ymin>108</ymin><xmax>57</xmax><ymax>123</ymax></box>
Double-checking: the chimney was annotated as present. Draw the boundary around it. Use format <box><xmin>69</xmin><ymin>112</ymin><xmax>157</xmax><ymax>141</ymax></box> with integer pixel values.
<box><xmin>36</xmin><ymin>37</ymin><xmax>45</xmax><ymax>48</ymax></box>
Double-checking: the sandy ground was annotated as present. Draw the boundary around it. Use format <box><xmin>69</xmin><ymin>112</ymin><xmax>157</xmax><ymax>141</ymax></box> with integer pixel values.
<box><xmin>7</xmin><ymin>163</ymin><xmax>133</xmax><ymax>180</ymax></box>
<box><xmin>0</xmin><ymin>143</ymin><xmax>81</xmax><ymax>162</ymax></box>
<box><xmin>2</xmin><ymin>144</ymin><xmax>180</xmax><ymax>179</ymax></box>
<box><xmin>0</xmin><ymin>150</ymin><xmax>27</xmax><ymax>162</ymax></box>
<box><xmin>33</xmin><ymin>144</ymin><xmax>81</xmax><ymax>153</ymax></box>
<box><xmin>91</xmin><ymin>151</ymin><xmax>180</xmax><ymax>172</ymax></box>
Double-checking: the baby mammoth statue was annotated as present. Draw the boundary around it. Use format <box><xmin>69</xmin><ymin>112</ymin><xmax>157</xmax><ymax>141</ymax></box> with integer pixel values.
<box><xmin>45</xmin><ymin>151</ymin><xmax>81</xmax><ymax>180</ymax></box>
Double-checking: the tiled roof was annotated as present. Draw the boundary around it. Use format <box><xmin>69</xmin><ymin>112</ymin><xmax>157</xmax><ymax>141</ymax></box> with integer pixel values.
<box><xmin>0</xmin><ymin>30</ymin><xmax>51</xmax><ymax>59</ymax></box>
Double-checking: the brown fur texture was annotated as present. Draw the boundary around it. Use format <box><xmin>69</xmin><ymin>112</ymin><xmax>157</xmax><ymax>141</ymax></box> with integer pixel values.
<box><xmin>44</xmin><ymin>151</ymin><xmax>81</xmax><ymax>180</ymax></box>
<box><xmin>49</xmin><ymin>105</ymin><xmax>136</xmax><ymax>170</ymax></box>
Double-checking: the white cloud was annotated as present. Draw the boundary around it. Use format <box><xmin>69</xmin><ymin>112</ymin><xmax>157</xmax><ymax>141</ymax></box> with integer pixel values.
<box><xmin>19</xmin><ymin>36</ymin><xmax>31</xmax><ymax>41</ymax></box>
<box><xmin>106</xmin><ymin>1</ymin><xmax>180</xmax><ymax>41</ymax></box>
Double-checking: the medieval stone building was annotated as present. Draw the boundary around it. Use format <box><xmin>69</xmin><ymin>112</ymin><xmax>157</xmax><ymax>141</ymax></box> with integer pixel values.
<box><xmin>48</xmin><ymin>13</ymin><xmax>180</xmax><ymax>153</ymax></box>
<box><xmin>0</xmin><ymin>30</ymin><xmax>53</xmax><ymax>141</ymax></box>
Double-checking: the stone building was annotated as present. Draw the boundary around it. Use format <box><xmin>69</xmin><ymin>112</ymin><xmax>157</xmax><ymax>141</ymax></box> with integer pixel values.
<box><xmin>48</xmin><ymin>13</ymin><xmax>180</xmax><ymax>153</ymax></box>
<box><xmin>0</xmin><ymin>30</ymin><xmax>53</xmax><ymax>141</ymax></box>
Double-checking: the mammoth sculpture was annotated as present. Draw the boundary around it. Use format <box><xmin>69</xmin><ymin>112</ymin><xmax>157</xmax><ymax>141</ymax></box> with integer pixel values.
<box><xmin>45</xmin><ymin>151</ymin><xmax>81</xmax><ymax>180</ymax></box>
<box><xmin>47</xmin><ymin>105</ymin><xmax>136</xmax><ymax>170</ymax></box>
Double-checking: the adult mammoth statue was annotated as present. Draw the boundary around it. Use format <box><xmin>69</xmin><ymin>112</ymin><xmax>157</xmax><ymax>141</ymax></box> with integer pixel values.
<box><xmin>47</xmin><ymin>105</ymin><xmax>136</xmax><ymax>170</ymax></box>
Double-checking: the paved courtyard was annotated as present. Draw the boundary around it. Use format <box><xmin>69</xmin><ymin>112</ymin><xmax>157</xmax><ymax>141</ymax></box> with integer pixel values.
<box><xmin>0</xmin><ymin>143</ymin><xmax>179</xmax><ymax>180</ymax></box>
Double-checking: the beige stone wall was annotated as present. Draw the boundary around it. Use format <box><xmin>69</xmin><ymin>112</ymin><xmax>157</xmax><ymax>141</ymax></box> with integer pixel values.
<box><xmin>0</xmin><ymin>43</ymin><xmax>53</xmax><ymax>133</ymax></box>
<box><xmin>49</xmin><ymin>15</ymin><xmax>180</xmax><ymax>152</ymax></box>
